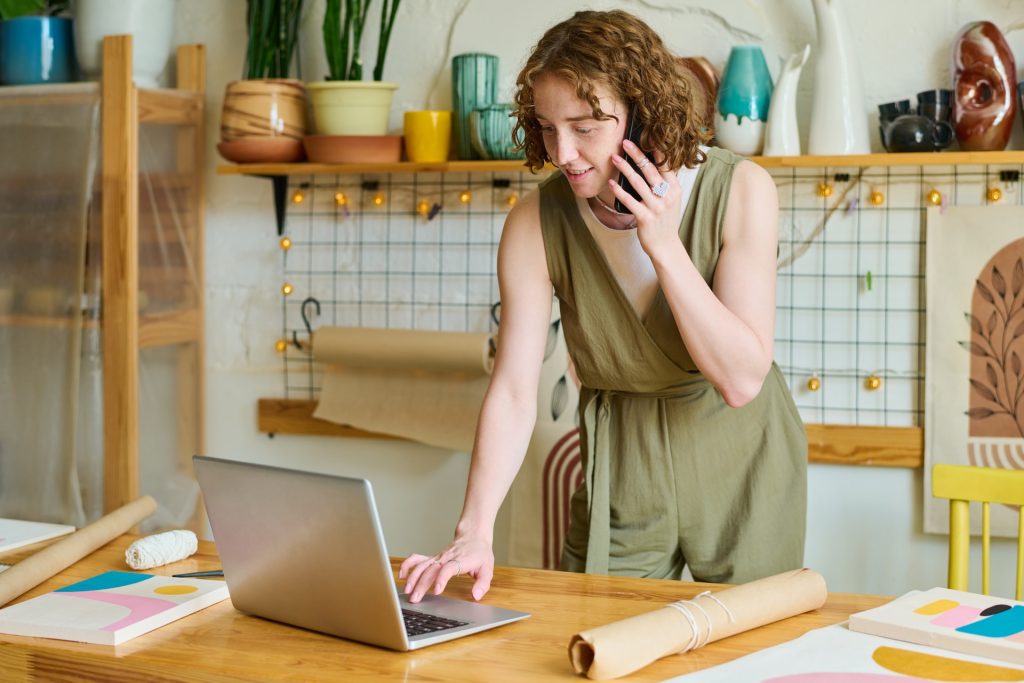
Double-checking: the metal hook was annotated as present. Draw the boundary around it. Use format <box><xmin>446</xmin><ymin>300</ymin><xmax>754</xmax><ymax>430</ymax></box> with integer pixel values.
<box><xmin>301</xmin><ymin>296</ymin><xmax>321</xmax><ymax>336</ymax></box>
<box><xmin>490</xmin><ymin>301</ymin><xmax>501</xmax><ymax>327</ymax></box>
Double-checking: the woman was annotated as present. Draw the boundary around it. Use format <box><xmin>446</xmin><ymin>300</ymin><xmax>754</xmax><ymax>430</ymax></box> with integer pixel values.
<box><xmin>400</xmin><ymin>9</ymin><xmax>806</xmax><ymax>603</ymax></box>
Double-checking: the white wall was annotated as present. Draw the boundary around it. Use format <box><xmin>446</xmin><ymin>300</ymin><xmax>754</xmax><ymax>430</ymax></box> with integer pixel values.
<box><xmin>173</xmin><ymin>0</ymin><xmax>1024</xmax><ymax>597</ymax></box>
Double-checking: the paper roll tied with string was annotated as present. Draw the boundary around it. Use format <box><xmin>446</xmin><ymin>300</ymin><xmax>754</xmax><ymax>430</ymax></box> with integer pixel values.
<box><xmin>568</xmin><ymin>568</ymin><xmax>828</xmax><ymax>680</ymax></box>
<box><xmin>0</xmin><ymin>496</ymin><xmax>157</xmax><ymax>607</ymax></box>
<box><xmin>312</xmin><ymin>327</ymin><xmax>495</xmax><ymax>451</ymax></box>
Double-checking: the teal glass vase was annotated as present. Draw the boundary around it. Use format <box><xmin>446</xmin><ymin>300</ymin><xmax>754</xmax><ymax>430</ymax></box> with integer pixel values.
<box><xmin>452</xmin><ymin>53</ymin><xmax>498</xmax><ymax>160</ymax></box>
<box><xmin>714</xmin><ymin>45</ymin><xmax>773</xmax><ymax>156</ymax></box>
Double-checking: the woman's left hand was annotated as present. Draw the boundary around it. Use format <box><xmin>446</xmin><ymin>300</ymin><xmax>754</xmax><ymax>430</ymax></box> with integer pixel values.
<box><xmin>609</xmin><ymin>139</ymin><xmax>682</xmax><ymax>257</ymax></box>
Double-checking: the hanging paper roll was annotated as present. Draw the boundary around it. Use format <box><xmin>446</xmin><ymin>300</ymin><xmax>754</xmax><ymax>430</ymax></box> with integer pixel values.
<box><xmin>313</xmin><ymin>327</ymin><xmax>495</xmax><ymax>451</ymax></box>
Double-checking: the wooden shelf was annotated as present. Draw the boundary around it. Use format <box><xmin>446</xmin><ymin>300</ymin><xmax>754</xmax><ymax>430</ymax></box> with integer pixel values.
<box><xmin>257</xmin><ymin>398</ymin><xmax>923</xmax><ymax>468</ymax></box>
<box><xmin>216</xmin><ymin>151</ymin><xmax>1024</xmax><ymax>177</ymax></box>
<box><xmin>217</xmin><ymin>159</ymin><xmax>542</xmax><ymax>176</ymax></box>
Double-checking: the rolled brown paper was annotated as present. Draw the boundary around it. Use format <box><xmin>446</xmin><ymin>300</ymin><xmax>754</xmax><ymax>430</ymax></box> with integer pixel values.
<box><xmin>0</xmin><ymin>496</ymin><xmax>157</xmax><ymax>607</ymax></box>
<box><xmin>313</xmin><ymin>327</ymin><xmax>494</xmax><ymax>375</ymax></box>
<box><xmin>568</xmin><ymin>568</ymin><xmax>827</xmax><ymax>680</ymax></box>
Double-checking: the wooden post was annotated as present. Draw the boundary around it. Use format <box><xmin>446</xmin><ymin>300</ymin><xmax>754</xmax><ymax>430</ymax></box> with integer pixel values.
<box><xmin>175</xmin><ymin>44</ymin><xmax>207</xmax><ymax>531</ymax></box>
<box><xmin>101</xmin><ymin>35</ymin><xmax>140</xmax><ymax>513</ymax></box>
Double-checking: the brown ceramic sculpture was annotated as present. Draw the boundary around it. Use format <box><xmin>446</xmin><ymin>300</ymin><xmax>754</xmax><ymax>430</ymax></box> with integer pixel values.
<box><xmin>677</xmin><ymin>56</ymin><xmax>720</xmax><ymax>135</ymax></box>
<box><xmin>951</xmin><ymin>21</ymin><xmax>1017</xmax><ymax>151</ymax></box>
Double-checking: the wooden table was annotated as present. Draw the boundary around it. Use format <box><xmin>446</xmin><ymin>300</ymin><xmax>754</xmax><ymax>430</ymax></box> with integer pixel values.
<box><xmin>0</xmin><ymin>536</ymin><xmax>887</xmax><ymax>682</ymax></box>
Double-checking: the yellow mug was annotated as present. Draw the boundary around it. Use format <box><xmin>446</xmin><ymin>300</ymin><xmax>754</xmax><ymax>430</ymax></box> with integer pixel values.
<box><xmin>403</xmin><ymin>111</ymin><xmax>452</xmax><ymax>163</ymax></box>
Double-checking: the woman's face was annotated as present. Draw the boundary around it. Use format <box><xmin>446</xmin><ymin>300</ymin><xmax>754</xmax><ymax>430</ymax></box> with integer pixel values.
<box><xmin>532</xmin><ymin>73</ymin><xmax>628</xmax><ymax>198</ymax></box>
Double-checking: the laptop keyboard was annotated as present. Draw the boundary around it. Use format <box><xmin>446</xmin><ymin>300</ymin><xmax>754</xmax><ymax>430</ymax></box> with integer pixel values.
<box><xmin>402</xmin><ymin>608</ymin><xmax>469</xmax><ymax>637</ymax></box>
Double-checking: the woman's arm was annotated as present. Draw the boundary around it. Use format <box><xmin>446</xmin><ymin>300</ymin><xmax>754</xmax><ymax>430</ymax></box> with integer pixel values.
<box><xmin>400</xmin><ymin>188</ymin><xmax>553</xmax><ymax>602</ymax></box>
<box><xmin>610</xmin><ymin>145</ymin><xmax>779</xmax><ymax>407</ymax></box>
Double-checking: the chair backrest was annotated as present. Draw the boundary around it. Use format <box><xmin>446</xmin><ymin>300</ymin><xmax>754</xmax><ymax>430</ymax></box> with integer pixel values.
<box><xmin>931</xmin><ymin>463</ymin><xmax>1024</xmax><ymax>599</ymax></box>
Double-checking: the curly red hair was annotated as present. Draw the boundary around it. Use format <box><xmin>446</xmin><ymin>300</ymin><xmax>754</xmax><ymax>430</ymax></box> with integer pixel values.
<box><xmin>512</xmin><ymin>10</ymin><xmax>710</xmax><ymax>172</ymax></box>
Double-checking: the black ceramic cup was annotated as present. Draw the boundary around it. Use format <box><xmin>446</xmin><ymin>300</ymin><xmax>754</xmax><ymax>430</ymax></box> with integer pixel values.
<box><xmin>878</xmin><ymin>102</ymin><xmax>902</xmax><ymax>122</ymax></box>
<box><xmin>917</xmin><ymin>89</ymin><xmax>953</xmax><ymax>105</ymax></box>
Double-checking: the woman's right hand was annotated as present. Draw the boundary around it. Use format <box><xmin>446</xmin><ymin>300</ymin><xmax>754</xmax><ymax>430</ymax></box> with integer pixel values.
<box><xmin>398</xmin><ymin>534</ymin><xmax>494</xmax><ymax>603</ymax></box>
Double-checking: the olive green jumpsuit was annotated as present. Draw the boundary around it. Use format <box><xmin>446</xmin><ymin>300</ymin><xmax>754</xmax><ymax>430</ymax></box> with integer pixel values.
<box><xmin>539</xmin><ymin>147</ymin><xmax>807</xmax><ymax>584</ymax></box>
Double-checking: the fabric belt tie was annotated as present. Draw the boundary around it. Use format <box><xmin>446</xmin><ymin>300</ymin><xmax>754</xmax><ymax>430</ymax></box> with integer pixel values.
<box><xmin>582</xmin><ymin>382</ymin><xmax>708</xmax><ymax>575</ymax></box>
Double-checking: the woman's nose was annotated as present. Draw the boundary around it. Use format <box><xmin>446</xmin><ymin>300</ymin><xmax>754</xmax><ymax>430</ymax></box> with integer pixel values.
<box><xmin>552</xmin><ymin>134</ymin><xmax>578</xmax><ymax>166</ymax></box>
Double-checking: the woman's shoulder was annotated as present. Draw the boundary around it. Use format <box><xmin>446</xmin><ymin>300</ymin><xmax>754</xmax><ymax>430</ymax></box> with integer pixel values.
<box><xmin>698</xmin><ymin>147</ymin><xmax>772</xmax><ymax>190</ymax></box>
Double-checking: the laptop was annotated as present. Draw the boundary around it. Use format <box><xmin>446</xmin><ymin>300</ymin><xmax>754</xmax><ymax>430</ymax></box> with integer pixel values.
<box><xmin>193</xmin><ymin>455</ymin><xmax>530</xmax><ymax>651</ymax></box>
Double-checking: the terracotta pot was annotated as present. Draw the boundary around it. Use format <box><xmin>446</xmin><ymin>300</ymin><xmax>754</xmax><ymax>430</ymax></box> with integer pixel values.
<box><xmin>220</xmin><ymin>79</ymin><xmax>306</xmax><ymax>144</ymax></box>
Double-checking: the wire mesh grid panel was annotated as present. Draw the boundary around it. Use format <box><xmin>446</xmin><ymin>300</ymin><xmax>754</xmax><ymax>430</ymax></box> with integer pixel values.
<box><xmin>279</xmin><ymin>172</ymin><xmax>539</xmax><ymax>398</ymax></box>
<box><xmin>772</xmin><ymin>163</ymin><xmax>1024</xmax><ymax>426</ymax></box>
<box><xmin>275</xmin><ymin>163</ymin><xmax>1024</xmax><ymax>427</ymax></box>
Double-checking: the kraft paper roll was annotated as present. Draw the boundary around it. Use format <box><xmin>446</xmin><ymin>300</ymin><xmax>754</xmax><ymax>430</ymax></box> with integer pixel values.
<box><xmin>0</xmin><ymin>496</ymin><xmax>157</xmax><ymax>607</ymax></box>
<box><xmin>313</xmin><ymin>326</ymin><xmax>494</xmax><ymax>375</ymax></box>
<box><xmin>313</xmin><ymin>327</ymin><xmax>495</xmax><ymax>451</ymax></box>
<box><xmin>569</xmin><ymin>568</ymin><xmax>828</xmax><ymax>680</ymax></box>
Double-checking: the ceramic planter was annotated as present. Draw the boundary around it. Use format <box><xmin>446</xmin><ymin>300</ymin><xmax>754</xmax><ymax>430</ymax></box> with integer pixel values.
<box><xmin>218</xmin><ymin>79</ymin><xmax>306</xmax><ymax>163</ymax></box>
<box><xmin>306</xmin><ymin>81</ymin><xmax>398</xmax><ymax>136</ymax></box>
<box><xmin>0</xmin><ymin>17</ymin><xmax>76</xmax><ymax>85</ymax></box>
<box><xmin>73</xmin><ymin>0</ymin><xmax>176</xmax><ymax>88</ymax></box>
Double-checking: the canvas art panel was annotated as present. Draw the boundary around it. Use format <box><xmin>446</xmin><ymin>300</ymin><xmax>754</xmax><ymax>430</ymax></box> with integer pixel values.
<box><xmin>665</xmin><ymin>622</ymin><xmax>1024</xmax><ymax>682</ymax></box>
<box><xmin>925</xmin><ymin>205</ymin><xmax>1024</xmax><ymax>536</ymax></box>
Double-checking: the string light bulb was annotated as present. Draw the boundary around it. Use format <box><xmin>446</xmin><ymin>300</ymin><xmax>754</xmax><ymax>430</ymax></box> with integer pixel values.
<box><xmin>372</xmin><ymin>193</ymin><xmax>385</xmax><ymax>207</ymax></box>
<box><xmin>279</xmin><ymin>236</ymin><xmax>292</xmax><ymax>251</ymax></box>
<box><xmin>865</xmin><ymin>374</ymin><xmax>882</xmax><ymax>391</ymax></box>
<box><xmin>291</xmin><ymin>190</ymin><xmax>305</xmax><ymax>204</ymax></box>
<box><xmin>987</xmin><ymin>186</ymin><xmax>1003</xmax><ymax>203</ymax></box>
<box><xmin>417</xmin><ymin>199</ymin><xmax>431</xmax><ymax>217</ymax></box>
<box><xmin>816</xmin><ymin>182</ymin><xmax>833</xmax><ymax>198</ymax></box>
<box><xmin>868</xmin><ymin>189</ymin><xmax>884</xmax><ymax>206</ymax></box>
<box><xmin>334</xmin><ymin>192</ymin><xmax>348</xmax><ymax>206</ymax></box>
<box><xmin>806</xmin><ymin>375</ymin><xmax>821</xmax><ymax>392</ymax></box>
<box><xmin>506</xmin><ymin>192</ymin><xmax>519</xmax><ymax>208</ymax></box>
<box><xmin>459</xmin><ymin>190</ymin><xmax>472</xmax><ymax>204</ymax></box>
<box><xmin>281</xmin><ymin>282</ymin><xmax>294</xmax><ymax>296</ymax></box>
<box><xmin>926</xmin><ymin>188</ymin><xmax>943</xmax><ymax>206</ymax></box>
<box><xmin>275</xmin><ymin>339</ymin><xmax>288</xmax><ymax>353</ymax></box>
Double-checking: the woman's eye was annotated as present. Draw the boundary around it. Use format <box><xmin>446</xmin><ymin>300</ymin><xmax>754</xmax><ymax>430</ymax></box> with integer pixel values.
<box><xmin>540</xmin><ymin>126</ymin><xmax>555</xmax><ymax>135</ymax></box>
<box><xmin>575</xmin><ymin>128</ymin><xmax>593</xmax><ymax>135</ymax></box>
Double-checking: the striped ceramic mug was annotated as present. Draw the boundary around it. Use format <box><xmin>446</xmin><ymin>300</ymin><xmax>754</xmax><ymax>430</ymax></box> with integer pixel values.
<box><xmin>220</xmin><ymin>79</ymin><xmax>306</xmax><ymax>142</ymax></box>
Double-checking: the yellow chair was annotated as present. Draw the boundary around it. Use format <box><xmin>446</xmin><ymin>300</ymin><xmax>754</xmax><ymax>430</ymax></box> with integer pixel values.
<box><xmin>932</xmin><ymin>463</ymin><xmax>1024</xmax><ymax>599</ymax></box>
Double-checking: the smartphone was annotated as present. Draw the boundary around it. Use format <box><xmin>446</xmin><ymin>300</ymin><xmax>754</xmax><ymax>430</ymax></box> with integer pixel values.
<box><xmin>614</xmin><ymin>108</ymin><xmax>657</xmax><ymax>214</ymax></box>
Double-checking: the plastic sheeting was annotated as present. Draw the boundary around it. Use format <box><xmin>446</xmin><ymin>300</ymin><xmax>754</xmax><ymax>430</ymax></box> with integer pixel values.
<box><xmin>0</xmin><ymin>84</ymin><xmax>100</xmax><ymax>528</ymax></box>
<box><xmin>0</xmin><ymin>84</ymin><xmax>201</xmax><ymax>530</ymax></box>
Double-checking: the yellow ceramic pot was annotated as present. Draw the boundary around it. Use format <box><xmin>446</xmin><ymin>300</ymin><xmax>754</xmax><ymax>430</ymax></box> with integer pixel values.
<box><xmin>307</xmin><ymin>81</ymin><xmax>398</xmax><ymax>136</ymax></box>
<box><xmin>403</xmin><ymin>110</ymin><xmax>451</xmax><ymax>162</ymax></box>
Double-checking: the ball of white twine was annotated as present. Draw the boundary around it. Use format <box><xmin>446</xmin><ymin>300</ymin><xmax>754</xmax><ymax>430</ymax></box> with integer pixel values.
<box><xmin>125</xmin><ymin>530</ymin><xmax>198</xmax><ymax>570</ymax></box>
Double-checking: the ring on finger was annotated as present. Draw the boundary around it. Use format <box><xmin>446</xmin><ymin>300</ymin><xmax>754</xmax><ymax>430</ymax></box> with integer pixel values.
<box><xmin>652</xmin><ymin>180</ymin><xmax>670</xmax><ymax>198</ymax></box>
<box><xmin>636</xmin><ymin>157</ymin><xmax>651</xmax><ymax>170</ymax></box>
<box><xmin>447</xmin><ymin>559</ymin><xmax>462</xmax><ymax>576</ymax></box>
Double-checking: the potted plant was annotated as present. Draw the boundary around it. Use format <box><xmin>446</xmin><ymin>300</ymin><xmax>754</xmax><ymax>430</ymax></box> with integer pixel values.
<box><xmin>73</xmin><ymin>0</ymin><xmax>175</xmax><ymax>88</ymax></box>
<box><xmin>306</xmin><ymin>0</ymin><xmax>401</xmax><ymax>138</ymax></box>
<box><xmin>218</xmin><ymin>0</ymin><xmax>307</xmax><ymax>163</ymax></box>
<box><xmin>0</xmin><ymin>0</ymin><xmax>75</xmax><ymax>85</ymax></box>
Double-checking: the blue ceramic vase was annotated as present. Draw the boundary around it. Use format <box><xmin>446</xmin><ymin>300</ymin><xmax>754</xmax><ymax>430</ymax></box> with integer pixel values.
<box><xmin>0</xmin><ymin>16</ymin><xmax>77</xmax><ymax>85</ymax></box>
<box><xmin>714</xmin><ymin>46</ymin><xmax>773</xmax><ymax>156</ymax></box>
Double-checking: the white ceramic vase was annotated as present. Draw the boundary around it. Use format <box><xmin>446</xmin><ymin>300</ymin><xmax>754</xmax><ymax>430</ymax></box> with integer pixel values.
<box><xmin>763</xmin><ymin>45</ymin><xmax>810</xmax><ymax>157</ymax></box>
<box><xmin>73</xmin><ymin>0</ymin><xmax>176</xmax><ymax>88</ymax></box>
<box><xmin>807</xmin><ymin>0</ymin><xmax>870</xmax><ymax>155</ymax></box>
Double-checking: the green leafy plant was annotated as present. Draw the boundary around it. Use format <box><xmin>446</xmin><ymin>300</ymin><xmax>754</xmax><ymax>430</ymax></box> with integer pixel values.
<box><xmin>0</xmin><ymin>0</ymin><xmax>67</xmax><ymax>19</ymax></box>
<box><xmin>244</xmin><ymin>0</ymin><xmax>304</xmax><ymax>80</ymax></box>
<box><xmin>323</xmin><ymin>0</ymin><xmax>401</xmax><ymax>81</ymax></box>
